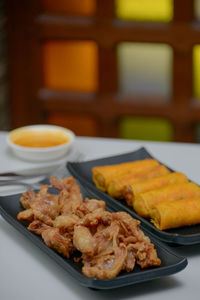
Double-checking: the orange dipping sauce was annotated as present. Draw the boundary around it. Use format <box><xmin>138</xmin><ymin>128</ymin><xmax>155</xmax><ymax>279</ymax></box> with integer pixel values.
<box><xmin>10</xmin><ymin>129</ymin><xmax>70</xmax><ymax>148</ymax></box>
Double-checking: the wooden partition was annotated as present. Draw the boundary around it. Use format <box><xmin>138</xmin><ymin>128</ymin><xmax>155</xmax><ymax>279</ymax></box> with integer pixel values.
<box><xmin>6</xmin><ymin>0</ymin><xmax>200</xmax><ymax>142</ymax></box>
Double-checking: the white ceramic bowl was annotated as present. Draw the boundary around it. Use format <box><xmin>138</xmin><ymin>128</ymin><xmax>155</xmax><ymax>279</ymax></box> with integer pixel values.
<box><xmin>7</xmin><ymin>125</ymin><xmax>75</xmax><ymax>162</ymax></box>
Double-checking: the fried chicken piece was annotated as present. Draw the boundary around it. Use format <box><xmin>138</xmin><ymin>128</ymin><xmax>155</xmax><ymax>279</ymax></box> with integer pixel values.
<box><xmin>20</xmin><ymin>189</ymin><xmax>36</xmax><ymax>209</ymax></box>
<box><xmin>74</xmin><ymin>217</ymin><xmax>119</xmax><ymax>257</ymax></box>
<box><xmin>57</xmin><ymin>188</ymin><xmax>83</xmax><ymax>216</ymax></box>
<box><xmin>113</xmin><ymin>212</ymin><xmax>161</xmax><ymax>269</ymax></box>
<box><xmin>42</xmin><ymin>227</ymin><xmax>74</xmax><ymax>258</ymax></box>
<box><xmin>82</xmin><ymin>222</ymin><xmax>127</xmax><ymax>279</ymax></box>
<box><xmin>50</xmin><ymin>176</ymin><xmax>81</xmax><ymax>194</ymax></box>
<box><xmin>50</xmin><ymin>175</ymin><xmax>73</xmax><ymax>190</ymax></box>
<box><xmin>17</xmin><ymin>185</ymin><xmax>59</xmax><ymax>226</ymax></box>
<box><xmin>31</xmin><ymin>185</ymin><xmax>59</xmax><ymax>226</ymax></box>
<box><xmin>17</xmin><ymin>208</ymin><xmax>34</xmax><ymax>221</ymax></box>
<box><xmin>28</xmin><ymin>220</ymin><xmax>50</xmax><ymax>235</ymax></box>
<box><xmin>80</xmin><ymin>208</ymin><xmax>112</xmax><ymax>228</ymax></box>
<box><xmin>113</xmin><ymin>212</ymin><xmax>150</xmax><ymax>243</ymax></box>
<box><xmin>124</xmin><ymin>242</ymin><xmax>158</xmax><ymax>272</ymax></box>
<box><xmin>60</xmin><ymin>191</ymin><xmax>83</xmax><ymax>215</ymax></box>
<box><xmin>132</xmin><ymin>241</ymin><xmax>161</xmax><ymax>268</ymax></box>
<box><xmin>84</xmin><ymin>198</ymin><xmax>106</xmax><ymax>212</ymax></box>
<box><xmin>73</xmin><ymin>225</ymin><xmax>94</xmax><ymax>255</ymax></box>
<box><xmin>54</xmin><ymin>214</ymin><xmax>80</xmax><ymax>234</ymax></box>
<box><xmin>71</xmin><ymin>203</ymin><xmax>90</xmax><ymax>219</ymax></box>
<box><xmin>92</xmin><ymin>221</ymin><xmax>119</xmax><ymax>255</ymax></box>
<box><xmin>71</xmin><ymin>198</ymin><xmax>106</xmax><ymax>219</ymax></box>
<box><xmin>49</xmin><ymin>176</ymin><xmax>83</xmax><ymax>215</ymax></box>
<box><xmin>82</xmin><ymin>243</ymin><xmax>127</xmax><ymax>279</ymax></box>
<box><xmin>125</xmin><ymin>244</ymin><xmax>136</xmax><ymax>271</ymax></box>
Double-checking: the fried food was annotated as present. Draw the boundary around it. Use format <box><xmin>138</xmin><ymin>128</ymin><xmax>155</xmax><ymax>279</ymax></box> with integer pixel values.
<box><xmin>18</xmin><ymin>185</ymin><xmax>59</xmax><ymax>226</ymax></box>
<box><xmin>92</xmin><ymin>159</ymin><xmax>160</xmax><ymax>192</ymax></box>
<box><xmin>150</xmin><ymin>197</ymin><xmax>200</xmax><ymax>230</ymax></box>
<box><xmin>19</xmin><ymin>189</ymin><xmax>35</xmax><ymax>209</ymax></box>
<box><xmin>73</xmin><ymin>225</ymin><xmax>94</xmax><ymax>255</ymax></box>
<box><xmin>81</xmin><ymin>211</ymin><xmax>161</xmax><ymax>279</ymax></box>
<box><xmin>17</xmin><ymin>176</ymin><xmax>161</xmax><ymax>280</ymax></box>
<box><xmin>82</xmin><ymin>225</ymin><xmax>128</xmax><ymax>279</ymax></box>
<box><xmin>123</xmin><ymin>172</ymin><xmax>188</xmax><ymax>206</ymax></box>
<box><xmin>112</xmin><ymin>212</ymin><xmax>161</xmax><ymax>268</ymax></box>
<box><xmin>107</xmin><ymin>164</ymin><xmax>170</xmax><ymax>199</ymax></box>
<box><xmin>92</xmin><ymin>158</ymin><xmax>200</xmax><ymax>232</ymax></box>
<box><xmin>42</xmin><ymin>227</ymin><xmax>74</xmax><ymax>258</ymax></box>
<box><xmin>133</xmin><ymin>182</ymin><xmax>200</xmax><ymax>218</ymax></box>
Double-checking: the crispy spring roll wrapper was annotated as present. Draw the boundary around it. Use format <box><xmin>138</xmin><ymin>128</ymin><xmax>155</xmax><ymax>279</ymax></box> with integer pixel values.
<box><xmin>150</xmin><ymin>197</ymin><xmax>200</xmax><ymax>230</ymax></box>
<box><xmin>123</xmin><ymin>172</ymin><xmax>188</xmax><ymax>206</ymax></box>
<box><xmin>92</xmin><ymin>158</ymin><xmax>159</xmax><ymax>192</ymax></box>
<box><xmin>133</xmin><ymin>182</ymin><xmax>200</xmax><ymax>218</ymax></box>
<box><xmin>107</xmin><ymin>164</ymin><xmax>170</xmax><ymax>199</ymax></box>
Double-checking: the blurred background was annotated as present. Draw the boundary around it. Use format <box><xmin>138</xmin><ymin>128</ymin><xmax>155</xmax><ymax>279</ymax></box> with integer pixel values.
<box><xmin>1</xmin><ymin>0</ymin><xmax>200</xmax><ymax>142</ymax></box>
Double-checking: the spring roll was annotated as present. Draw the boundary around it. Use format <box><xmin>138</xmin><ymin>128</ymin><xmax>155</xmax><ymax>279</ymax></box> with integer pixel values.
<box><xmin>133</xmin><ymin>182</ymin><xmax>200</xmax><ymax>218</ymax></box>
<box><xmin>150</xmin><ymin>197</ymin><xmax>200</xmax><ymax>230</ymax></box>
<box><xmin>107</xmin><ymin>164</ymin><xmax>170</xmax><ymax>199</ymax></box>
<box><xmin>123</xmin><ymin>172</ymin><xmax>188</xmax><ymax>206</ymax></box>
<box><xmin>92</xmin><ymin>158</ymin><xmax>159</xmax><ymax>192</ymax></box>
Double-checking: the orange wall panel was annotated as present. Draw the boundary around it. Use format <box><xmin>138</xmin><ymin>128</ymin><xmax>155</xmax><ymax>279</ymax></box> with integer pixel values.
<box><xmin>42</xmin><ymin>41</ymin><xmax>98</xmax><ymax>92</ymax></box>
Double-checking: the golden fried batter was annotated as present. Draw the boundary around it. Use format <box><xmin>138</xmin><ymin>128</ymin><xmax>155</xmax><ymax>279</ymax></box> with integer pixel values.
<box><xmin>17</xmin><ymin>176</ymin><xmax>161</xmax><ymax>279</ymax></box>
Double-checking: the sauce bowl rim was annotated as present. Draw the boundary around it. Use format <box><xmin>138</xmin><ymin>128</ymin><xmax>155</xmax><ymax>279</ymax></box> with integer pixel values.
<box><xmin>7</xmin><ymin>124</ymin><xmax>75</xmax><ymax>153</ymax></box>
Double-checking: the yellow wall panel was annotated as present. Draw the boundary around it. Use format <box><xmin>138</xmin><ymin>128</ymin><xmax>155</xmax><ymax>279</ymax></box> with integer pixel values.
<box><xmin>116</xmin><ymin>0</ymin><xmax>173</xmax><ymax>22</ymax></box>
<box><xmin>119</xmin><ymin>116</ymin><xmax>173</xmax><ymax>141</ymax></box>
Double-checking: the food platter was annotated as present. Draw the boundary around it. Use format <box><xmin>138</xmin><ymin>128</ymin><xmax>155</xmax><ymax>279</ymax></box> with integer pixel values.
<box><xmin>67</xmin><ymin>147</ymin><xmax>200</xmax><ymax>245</ymax></box>
<box><xmin>0</xmin><ymin>183</ymin><xmax>187</xmax><ymax>290</ymax></box>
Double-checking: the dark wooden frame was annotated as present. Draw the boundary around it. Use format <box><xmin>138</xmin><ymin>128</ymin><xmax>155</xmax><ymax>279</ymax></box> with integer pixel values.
<box><xmin>6</xmin><ymin>0</ymin><xmax>200</xmax><ymax>142</ymax></box>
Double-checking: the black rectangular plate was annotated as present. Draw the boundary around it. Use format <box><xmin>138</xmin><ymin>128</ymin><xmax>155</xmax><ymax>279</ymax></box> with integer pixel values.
<box><xmin>0</xmin><ymin>183</ymin><xmax>187</xmax><ymax>290</ymax></box>
<box><xmin>67</xmin><ymin>147</ymin><xmax>200</xmax><ymax>245</ymax></box>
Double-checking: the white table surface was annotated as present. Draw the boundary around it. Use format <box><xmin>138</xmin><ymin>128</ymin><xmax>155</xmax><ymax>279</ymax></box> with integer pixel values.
<box><xmin>1</xmin><ymin>132</ymin><xmax>200</xmax><ymax>300</ymax></box>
